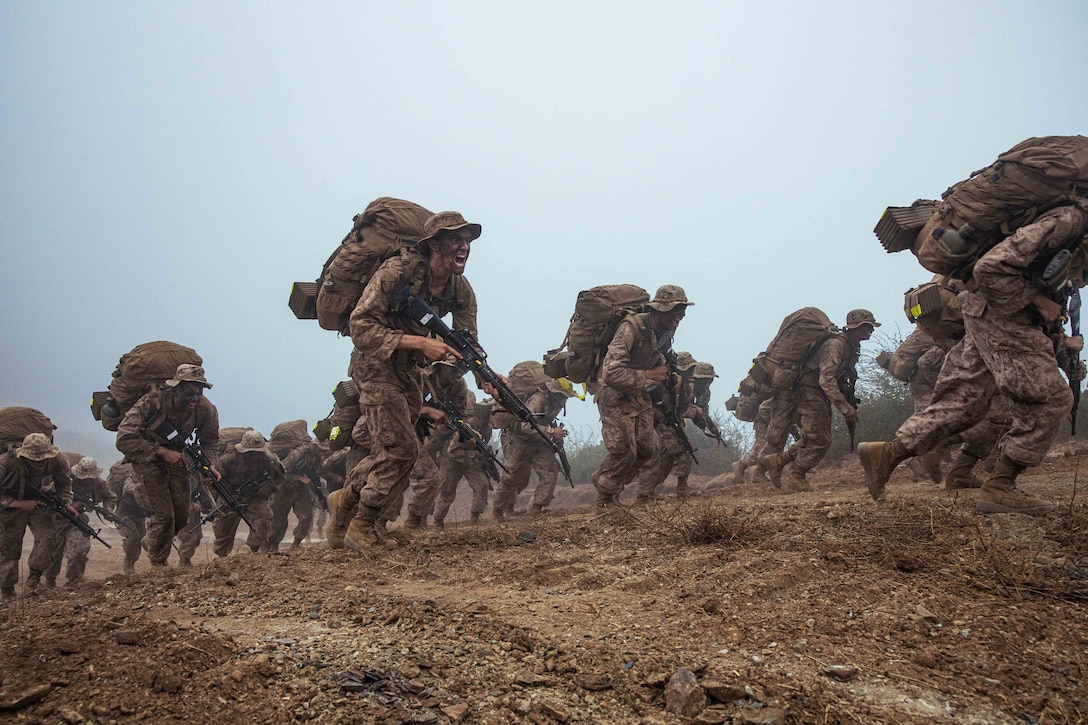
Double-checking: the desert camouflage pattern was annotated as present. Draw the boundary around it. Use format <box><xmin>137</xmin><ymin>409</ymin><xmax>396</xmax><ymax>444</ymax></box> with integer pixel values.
<box><xmin>494</xmin><ymin>388</ymin><xmax>567</xmax><ymax>511</ymax></box>
<box><xmin>0</xmin><ymin>452</ymin><xmax>72</xmax><ymax>589</ymax></box>
<box><xmin>45</xmin><ymin>471</ymin><xmax>116</xmax><ymax>585</ymax></box>
<box><xmin>210</xmin><ymin>446</ymin><xmax>284</xmax><ymax>556</ymax></box>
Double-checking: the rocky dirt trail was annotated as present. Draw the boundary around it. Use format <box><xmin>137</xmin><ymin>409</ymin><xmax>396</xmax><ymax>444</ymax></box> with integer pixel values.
<box><xmin>2</xmin><ymin>446</ymin><xmax>1088</xmax><ymax>724</ymax></box>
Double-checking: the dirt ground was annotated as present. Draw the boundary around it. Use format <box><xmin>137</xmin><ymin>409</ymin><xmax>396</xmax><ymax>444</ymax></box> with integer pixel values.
<box><xmin>3</xmin><ymin>445</ymin><xmax>1088</xmax><ymax>725</ymax></box>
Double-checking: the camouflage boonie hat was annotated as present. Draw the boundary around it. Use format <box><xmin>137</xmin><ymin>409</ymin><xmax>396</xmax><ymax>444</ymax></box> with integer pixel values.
<box><xmin>648</xmin><ymin>285</ymin><xmax>694</xmax><ymax>312</ymax></box>
<box><xmin>15</xmin><ymin>433</ymin><xmax>59</xmax><ymax>461</ymax></box>
<box><xmin>674</xmin><ymin>352</ymin><xmax>697</xmax><ymax>370</ymax></box>
<box><xmin>418</xmin><ymin>211</ymin><xmax>482</xmax><ymax>246</ymax></box>
<box><xmin>693</xmin><ymin>362</ymin><xmax>718</xmax><ymax>379</ymax></box>
<box><xmin>844</xmin><ymin>309</ymin><xmax>880</xmax><ymax>330</ymax></box>
<box><xmin>166</xmin><ymin>364</ymin><xmax>213</xmax><ymax>389</ymax></box>
<box><xmin>72</xmin><ymin>456</ymin><xmax>102</xmax><ymax>479</ymax></box>
<box><xmin>236</xmin><ymin>430</ymin><xmax>272</xmax><ymax>454</ymax></box>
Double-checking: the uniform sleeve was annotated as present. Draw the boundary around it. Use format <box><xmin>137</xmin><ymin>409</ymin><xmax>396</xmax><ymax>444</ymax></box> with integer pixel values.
<box><xmin>115</xmin><ymin>394</ymin><xmax>159</xmax><ymax>464</ymax></box>
<box><xmin>349</xmin><ymin>258</ymin><xmax>409</xmax><ymax>359</ymax></box>
<box><xmin>974</xmin><ymin>205</ymin><xmax>1088</xmax><ymax>315</ymax></box>
<box><xmin>51</xmin><ymin>457</ymin><xmax>73</xmax><ymax>504</ymax></box>
<box><xmin>0</xmin><ymin>454</ymin><xmax>16</xmax><ymax>508</ymax></box>
<box><xmin>601</xmin><ymin>320</ymin><xmax>651</xmax><ymax>394</ymax></box>
<box><xmin>198</xmin><ymin>400</ymin><xmax>221</xmax><ymax>468</ymax></box>
<box><xmin>451</xmin><ymin>276</ymin><xmax>479</xmax><ymax>339</ymax></box>
<box><xmin>516</xmin><ymin>391</ymin><xmax>551</xmax><ymax>437</ymax></box>
<box><xmin>817</xmin><ymin>336</ymin><xmax>853</xmax><ymax>415</ymax></box>
<box><xmin>94</xmin><ymin>477</ymin><xmax>118</xmax><ymax>508</ymax></box>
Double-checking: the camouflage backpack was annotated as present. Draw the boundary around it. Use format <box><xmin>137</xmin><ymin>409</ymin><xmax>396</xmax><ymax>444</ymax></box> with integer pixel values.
<box><xmin>289</xmin><ymin>197</ymin><xmax>434</xmax><ymax>334</ymax></box>
<box><xmin>0</xmin><ymin>407</ymin><xmax>56</xmax><ymax>452</ymax></box>
<box><xmin>543</xmin><ymin>284</ymin><xmax>651</xmax><ymax>383</ymax></box>
<box><xmin>875</xmin><ymin>135</ymin><xmax>1088</xmax><ymax>279</ymax></box>
<box><xmin>748</xmin><ymin>307</ymin><xmax>840</xmax><ymax>390</ymax></box>
<box><xmin>269</xmin><ymin>420</ymin><xmax>310</xmax><ymax>460</ymax></box>
<box><xmin>91</xmin><ymin>341</ymin><xmax>203</xmax><ymax>431</ymax></box>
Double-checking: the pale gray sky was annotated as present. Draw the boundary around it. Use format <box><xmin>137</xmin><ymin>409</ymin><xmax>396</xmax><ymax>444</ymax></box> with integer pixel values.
<box><xmin>2</xmin><ymin>1</ymin><xmax>1086</xmax><ymax>464</ymax></box>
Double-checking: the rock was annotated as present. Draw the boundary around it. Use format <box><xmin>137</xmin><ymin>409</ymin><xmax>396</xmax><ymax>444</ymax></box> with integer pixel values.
<box><xmin>538</xmin><ymin>701</ymin><xmax>571</xmax><ymax>722</ymax></box>
<box><xmin>692</xmin><ymin>704</ymin><xmax>730</xmax><ymax>724</ymax></box>
<box><xmin>0</xmin><ymin>683</ymin><xmax>51</xmax><ymax>710</ymax></box>
<box><xmin>664</xmin><ymin>668</ymin><xmax>707</xmax><ymax>719</ymax></box>
<box><xmin>741</xmin><ymin>706</ymin><xmax>788</xmax><ymax>724</ymax></box>
<box><xmin>152</xmin><ymin>674</ymin><xmax>184</xmax><ymax>693</ymax></box>
<box><xmin>114</xmin><ymin>630</ymin><xmax>140</xmax><ymax>646</ymax></box>
<box><xmin>702</xmin><ymin>680</ymin><xmax>747</xmax><ymax>703</ymax></box>
<box><xmin>915</xmin><ymin>605</ymin><xmax>940</xmax><ymax>625</ymax></box>
<box><xmin>574</xmin><ymin>673</ymin><xmax>612</xmax><ymax>691</ymax></box>
<box><xmin>515</xmin><ymin>671</ymin><xmax>548</xmax><ymax>687</ymax></box>
<box><xmin>823</xmin><ymin>665</ymin><xmax>858</xmax><ymax>682</ymax></box>
<box><xmin>441</xmin><ymin>702</ymin><xmax>469</xmax><ymax>721</ymax></box>
<box><xmin>57</xmin><ymin>707</ymin><xmax>84</xmax><ymax>723</ymax></box>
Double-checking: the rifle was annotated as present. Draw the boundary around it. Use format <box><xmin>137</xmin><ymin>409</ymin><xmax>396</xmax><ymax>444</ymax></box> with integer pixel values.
<box><xmin>395</xmin><ymin>288</ymin><xmax>574</xmax><ymax>486</ymax></box>
<box><xmin>692</xmin><ymin>412</ymin><xmax>727</xmax><ymax>448</ymax></box>
<box><xmin>187</xmin><ymin>470</ymin><xmax>270</xmax><ymax>532</ymax></box>
<box><xmin>15</xmin><ymin>476</ymin><xmax>112</xmax><ymax>549</ymax></box>
<box><xmin>72</xmin><ymin>492</ymin><xmax>136</xmax><ymax>534</ymax></box>
<box><xmin>654</xmin><ymin>349</ymin><xmax>698</xmax><ymax>464</ymax></box>
<box><xmin>182</xmin><ymin>441</ymin><xmax>255</xmax><ymax>531</ymax></box>
<box><xmin>423</xmin><ymin>390</ymin><xmax>509</xmax><ymax>482</ymax></box>
<box><xmin>1064</xmin><ymin>285</ymin><xmax>1082</xmax><ymax>435</ymax></box>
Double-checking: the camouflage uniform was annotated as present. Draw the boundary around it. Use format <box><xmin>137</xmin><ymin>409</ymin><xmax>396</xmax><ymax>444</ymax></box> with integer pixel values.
<box><xmin>861</xmin><ymin>205</ymin><xmax>1088</xmax><ymax>514</ymax></box>
<box><xmin>0</xmin><ymin>434</ymin><xmax>73</xmax><ymax>595</ymax></box>
<box><xmin>210</xmin><ymin>432</ymin><xmax>284</xmax><ymax>556</ymax></box>
<box><xmin>116</xmin><ymin>367</ymin><xmax>220</xmax><ymax>566</ymax></box>
<box><xmin>493</xmin><ymin>388</ymin><xmax>568</xmax><ymax>518</ymax></box>
<box><xmin>431</xmin><ymin>382</ymin><xmax>493</xmax><ymax>526</ymax></box>
<box><xmin>337</xmin><ymin>213</ymin><xmax>480</xmax><ymax>545</ymax></box>
<box><xmin>107</xmin><ymin>462</ymin><xmax>146</xmax><ymax>574</ymax></box>
<box><xmin>175</xmin><ymin>472</ymin><xmax>205</xmax><ymax>566</ymax></box>
<box><xmin>270</xmin><ymin>441</ymin><xmax>324</xmax><ymax>549</ymax></box>
<box><xmin>635</xmin><ymin>354</ymin><xmax>697</xmax><ymax>500</ymax></box>
<box><xmin>45</xmin><ymin>458</ymin><xmax>116</xmax><ymax>587</ymax></box>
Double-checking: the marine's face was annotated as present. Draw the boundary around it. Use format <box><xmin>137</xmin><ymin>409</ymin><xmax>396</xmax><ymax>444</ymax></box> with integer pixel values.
<box><xmin>175</xmin><ymin>383</ymin><xmax>204</xmax><ymax>410</ymax></box>
<box><xmin>432</xmin><ymin>230</ymin><xmax>474</xmax><ymax>276</ymax></box>
<box><xmin>658</xmin><ymin>306</ymin><xmax>687</xmax><ymax>332</ymax></box>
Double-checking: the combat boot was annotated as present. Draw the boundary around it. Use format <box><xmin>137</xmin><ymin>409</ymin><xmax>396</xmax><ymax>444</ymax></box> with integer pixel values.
<box><xmin>976</xmin><ymin>457</ymin><xmax>1054</xmax><ymax>516</ymax></box>
<box><xmin>675</xmin><ymin>476</ymin><xmax>690</xmax><ymax>498</ymax></box>
<box><xmin>528</xmin><ymin>504</ymin><xmax>544</xmax><ymax>517</ymax></box>
<box><xmin>345</xmin><ymin>504</ymin><xmax>383</xmax><ymax>549</ymax></box>
<box><xmin>492</xmin><ymin>507</ymin><xmax>505</xmax><ymax>523</ymax></box>
<box><xmin>726</xmin><ymin>460</ymin><xmax>748</xmax><ymax>485</ymax></box>
<box><xmin>179</xmin><ymin>556</ymin><xmax>192</xmax><ymax>567</ymax></box>
<box><xmin>433</xmin><ymin>514</ymin><xmax>446</xmax><ymax>530</ymax></box>
<box><xmin>918</xmin><ymin>449</ymin><xmax>945</xmax><ymax>485</ymax></box>
<box><xmin>749</xmin><ymin>465</ymin><xmax>769</xmax><ymax>485</ymax></box>
<box><xmin>43</xmin><ymin>577</ymin><xmax>57</xmax><ymax>589</ymax></box>
<box><xmin>944</xmin><ymin>451</ymin><xmax>983</xmax><ymax>490</ymax></box>
<box><xmin>594</xmin><ymin>491</ymin><xmax>616</xmax><ymax>508</ymax></box>
<box><xmin>760</xmin><ymin>451</ymin><xmax>793</xmax><ymax>489</ymax></box>
<box><xmin>469</xmin><ymin>512</ymin><xmax>480</xmax><ymax>525</ymax></box>
<box><xmin>327</xmin><ymin>489</ymin><xmax>357</xmax><ymax>549</ymax></box>
<box><xmin>23</xmin><ymin>570</ymin><xmax>42</xmax><ymax>597</ymax></box>
<box><xmin>403</xmin><ymin>514</ymin><xmax>423</xmax><ymax>531</ymax></box>
<box><xmin>122</xmin><ymin>557</ymin><xmax>136</xmax><ymax>575</ymax></box>
<box><xmin>1</xmin><ymin>587</ymin><xmax>14</xmax><ymax>601</ymax></box>
<box><xmin>857</xmin><ymin>439</ymin><xmax>912</xmax><ymax>501</ymax></box>
<box><xmin>291</xmin><ymin>538</ymin><xmax>303</xmax><ymax>549</ymax></box>
<box><xmin>784</xmin><ymin>467</ymin><xmax>811</xmax><ymax>493</ymax></box>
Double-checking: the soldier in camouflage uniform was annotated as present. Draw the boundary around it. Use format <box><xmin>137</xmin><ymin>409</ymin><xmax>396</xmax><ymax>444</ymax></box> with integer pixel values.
<box><xmin>175</xmin><ymin>472</ymin><xmax>208</xmax><ymax>566</ymax></box>
<box><xmin>0</xmin><ymin>434</ymin><xmax>75</xmax><ymax>597</ymax></box>
<box><xmin>591</xmin><ymin>285</ymin><xmax>693</xmax><ymax>506</ymax></box>
<box><xmin>761</xmin><ymin>310</ymin><xmax>878</xmax><ymax>493</ymax></box>
<box><xmin>211</xmin><ymin>431</ymin><xmax>285</xmax><ymax>556</ymax></box>
<box><xmin>432</xmin><ymin>390</ymin><xmax>494</xmax><ymax>527</ymax></box>
<box><xmin>45</xmin><ymin>456</ymin><xmax>116</xmax><ymax>587</ymax></box>
<box><xmin>270</xmin><ymin>433</ymin><xmax>325</xmax><ymax>549</ymax></box>
<box><xmin>492</xmin><ymin>373</ymin><xmax>572</xmax><ymax>520</ymax></box>
<box><xmin>332</xmin><ymin>211</ymin><xmax>484</xmax><ymax>548</ymax></box>
<box><xmin>634</xmin><ymin>351</ymin><xmax>698</xmax><ymax>502</ymax></box>
<box><xmin>116</xmin><ymin>364</ymin><xmax>220</xmax><ymax>568</ymax></box>
<box><xmin>107</xmin><ymin>461</ymin><xmax>146</xmax><ymax>574</ymax></box>
<box><xmin>860</xmin><ymin>205</ymin><xmax>1088</xmax><ymax>515</ymax></box>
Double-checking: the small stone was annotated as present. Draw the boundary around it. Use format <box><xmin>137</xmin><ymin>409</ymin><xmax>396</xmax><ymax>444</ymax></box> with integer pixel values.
<box><xmin>702</xmin><ymin>680</ymin><xmax>747</xmax><ymax>703</ymax></box>
<box><xmin>915</xmin><ymin>605</ymin><xmax>940</xmax><ymax>624</ymax></box>
<box><xmin>538</xmin><ymin>701</ymin><xmax>571</xmax><ymax>722</ymax></box>
<box><xmin>823</xmin><ymin>665</ymin><xmax>859</xmax><ymax>682</ymax></box>
<box><xmin>114</xmin><ymin>630</ymin><xmax>140</xmax><ymax>646</ymax></box>
<box><xmin>0</xmin><ymin>683</ymin><xmax>52</xmax><ymax>710</ymax></box>
<box><xmin>515</xmin><ymin>672</ymin><xmax>548</xmax><ymax>687</ymax></box>
<box><xmin>574</xmin><ymin>673</ymin><xmax>612</xmax><ymax>691</ymax></box>
<box><xmin>742</xmin><ymin>706</ymin><xmax>788</xmax><ymax>724</ymax></box>
<box><xmin>153</xmin><ymin>674</ymin><xmax>184</xmax><ymax>693</ymax></box>
<box><xmin>441</xmin><ymin>702</ymin><xmax>469</xmax><ymax>721</ymax></box>
<box><xmin>664</xmin><ymin>668</ymin><xmax>707</xmax><ymax>719</ymax></box>
<box><xmin>57</xmin><ymin>707</ymin><xmax>84</xmax><ymax>723</ymax></box>
<box><xmin>693</xmin><ymin>704</ymin><xmax>730</xmax><ymax>724</ymax></box>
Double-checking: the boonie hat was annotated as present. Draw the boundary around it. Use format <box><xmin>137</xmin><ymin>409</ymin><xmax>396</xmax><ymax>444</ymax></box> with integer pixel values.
<box><xmin>844</xmin><ymin>309</ymin><xmax>880</xmax><ymax>330</ymax></box>
<box><xmin>693</xmin><ymin>362</ymin><xmax>718</xmax><ymax>379</ymax></box>
<box><xmin>15</xmin><ymin>432</ymin><xmax>59</xmax><ymax>461</ymax></box>
<box><xmin>236</xmin><ymin>430</ymin><xmax>272</xmax><ymax>454</ymax></box>
<box><xmin>648</xmin><ymin>285</ymin><xmax>694</xmax><ymax>312</ymax></box>
<box><xmin>675</xmin><ymin>352</ymin><xmax>697</xmax><ymax>371</ymax></box>
<box><xmin>166</xmin><ymin>364</ymin><xmax>213</xmax><ymax>389</ymax></box>
<box><xmin>72</xmin><ymin>456</ymin><xmax>102</xmax><ymax>479</ymax></box>
<box><xmin>418</xmin><ymin>211</ymin><xmax>482</xmax><ymax>246</ymax></box>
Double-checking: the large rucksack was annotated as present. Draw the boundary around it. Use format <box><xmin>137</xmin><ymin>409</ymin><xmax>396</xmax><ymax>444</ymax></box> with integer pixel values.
<box><xmin>91</xmin><ymin>341</ymin><xmax>203</xmax><ymax>432</ymax></box>
<box><xmin>543</xmin><ymin>284</ymin><xmax>651</xmax><ymax>383</ymax></box>
<box><xmin>748</xmin><ymin>307</ymin><xmax>840</xmax><ymax>390</ymax></box>
<box><xmin>0</xmin><ymin>407</ymin><xmax>56</xmax><ymax>452</ymax></box>
<box><xmin>269</xmin><ymin>420</ymin><xmax>310</xmax><ymax>460</ymax></box>
<box><xmin>289</xmin><ymin>197</ymin><xmax>434</xmax><ymax>334</ymax></box>
<box><xmin>876</xmin><ymin>136</ymin><xmax>1088</xmax><ymax>279</ymax></box>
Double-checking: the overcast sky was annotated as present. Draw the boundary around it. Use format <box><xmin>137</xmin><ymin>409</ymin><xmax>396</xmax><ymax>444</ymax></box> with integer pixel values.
<box><xmin>2</xmin><ymin>1</ymin><xmax>1086</xmax><ymax>466</ymax></box>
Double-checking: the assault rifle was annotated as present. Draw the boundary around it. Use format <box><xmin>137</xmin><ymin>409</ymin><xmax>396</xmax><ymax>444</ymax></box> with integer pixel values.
<box><xmin>12</xmin><ymin>476</ymin><xmax>112</xmax><ymax>549</ymax></box>
<box><xmin>692</xmin><ymin>411</ymin><xmax>727</xmax><ymax>448</ymax></box>
<box><xmin>395</xmin><ymin>288</ymin><xmax>574</xmax><ymax>486</ymax></box>
<box><xmin>183</xmin><ymin>441</ymin><xmax>255</xmax><ymax>531</ymax></box>
<box><xmin>73</xmin><ymin>492</ymin><xmax>136</xmax><ymax>534</ymax></box>
<box><xmin>1062</xmin><ymin>285</ymin><xmax>1082</xmax><ymax>435</ymax></box>
<box><xmin>423</xmin><ymin>390</ymin><xmax>509</xmax><ymax>482</ymax></box>
<box><xmin>654</xmin><ymin>349</ymin><xmax>698</xmax><ymax>464</ymax></box>
<box><xmin>189</xmin><ymin>470</ymin><xmax>270</xmax><ymax>532</ymax></box>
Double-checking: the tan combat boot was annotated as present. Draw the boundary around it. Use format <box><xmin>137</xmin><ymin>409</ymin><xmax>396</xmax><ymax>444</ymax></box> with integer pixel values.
<box><xmin>944</xmin><ymin>451</ymin><xmax>983</xmax><ymax>490</ymax></box>
<box><xmin>528</xmin><ymin>504</ymin><xmax>544</xmax><ymax>517</ymax></box>
<box><xmin>326</xmin><ymin>488</ymin><xmax>355</xmax><ymax>549</ymax></box>
<box><xmin>760</xmin><ymin>451</ymin><xmax>793</xmax><ymax>490</ymax></box>
<box><xmin>23</xmin><ymin>570</ymin><xmax>42</xmax><ymax>597</ymax></box>
<box><xmin>344</xmin><ymin>504</ymin><xmax>383</xmax><ymax>549</ymax></box>
<box><xmin>918</xmin><ymin>449</ymin><xmax>945</xmax><ymax>485</ymax></box>
<box><xmin>976</xmin><ymin>457</ymin><xmax>1054</xmax><ymax>516</ymax></box>
<box><xmin>469</xmin><ymin>512</ymin><xmax>480</xmax><ymax>525</ymax></box>
<box><xmin>675</xmin><ymin>476</ymin><xmax>690</xmax><ymax>498</ymax></box>
<box><xmin>857</xmin><ymin>439</ymin><xmax>911</xmax><ymax>501</ymax></box>
<box><xmin>749</xmin><ymin>464</ymin><xmax>769</xmax><ymax>485</ymax></box>
<box><xmin>784</xmin><ymin>467</ymin><xmax>811</xmax><ymax>493</ymax></box>
<box><xmin>726</xmin><ymin>460</ymin><xmax>748</xmax><ymax>485</ymax></box>
<box><xmin>403</xmin><ymin>514</ymin><xmax>423</xmax><ymax>531</ymax></box>
<box><xmin>492</xmin><ymin>507</ymin><xmax>505</xmax><ymax>523</ymax></box>
<box><xmin>594</xmin><ymin>491</ymin><xmax>616</xmax><ymax>508</ymax></box>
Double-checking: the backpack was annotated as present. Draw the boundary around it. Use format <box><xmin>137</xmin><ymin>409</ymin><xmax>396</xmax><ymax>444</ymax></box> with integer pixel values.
<box><xmin>91</xmin><ymin>341</ymin><xmax>203</xmax><ymax>432</ymax></box>
<box><xmin>877</xmin><ymin>136</ymin><xmax>1088</xmax><ymax>278</ymax></box>
<box><xmin>0</xmin><ymin>407</ymin><xmax>56</xmax><ymax>452</ymax></box>
<box><xmin>218</xmin><ymin>426</ymin><xmax>254</xmax><ymax>454</ymax></box>
<box><xmin>269</xmin><ymin>420</ymin><xmax>310</xmax><ymax>459</ymax></box>
<box><xmin>748</xmin><ymin>307</ymin><xmax>840</xmax><ymax>390</ymax></box>
<box><xmin>543</xmin><ymin>284</ymin><xmax>651</xmax><ymax>383</ymax></box>
<box><xmin>290</xmin><ymin>197</ymin><xmax>434</xmax><ymax>334</ymax></box>
<box><xmin>507</xmin><ymin>360</ymin><xmax>553</xmax><ymax>399</ymax></box>
<box><xmin>904</xmin><ymin>279</ymin><xmax>966</xmax><ymax>348</ymax></box>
